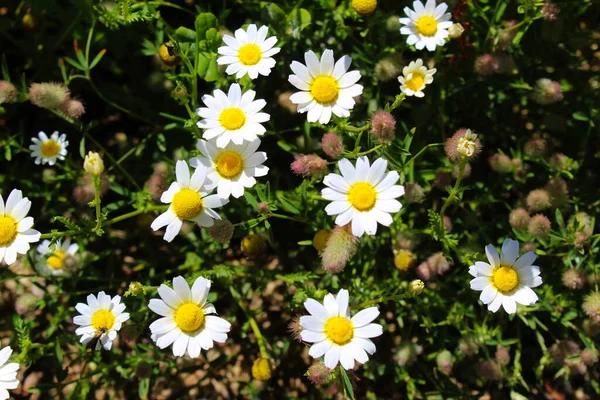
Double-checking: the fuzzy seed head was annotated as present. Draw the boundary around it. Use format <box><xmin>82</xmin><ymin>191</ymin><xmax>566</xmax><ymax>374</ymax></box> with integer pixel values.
<box><xmin>550</xmin><ymin>340</ymin><xmax>580</xmax><ymax>365</ymax></box>
<box><xmin>549</xmin><ymin>153</ymin><xmax>569</xmax><ymax>170</ymax></box>
<box><xmin>321</xmin><ymin>225</ymin><xmax>359</xmax><ymax>273</ymax></box>
<box><xmin>545</xmin><ymin>177</ymin><xmax>569</xmax><ymax>208</ymax></box>
<box><xmin>404</xmin><ymin>183</ymin><xmax>426</xmax><ymax>204</ymax></box>
<box><xmin>0</xmin><ymin>80</ymin><xmax>18</xmax><ymax>102</ymax></box>
<box><xmin>436</xmin><ymin>350</ymin><xmax>453</xmax><ymax>375</ymax></box>
<box><xmin>256</xmin><ymin>201</ymin><xmax>270</xmax><ymax>214</ymax></box>
<box><xmin>208</xmin><ymin>220</ymin><xmax>234</xmax><ymax>244</ymax></box>
<box><xmin>374</xmin><ymin>55</ymin><xmax>402</xmax><ymax>82</ymax></box>
<box><xmin>528</xmin><ymin>214</ymin><xmax>552</xmax><ymax>238</ymax></box>
<box><xmin>526</xmin><ymin>189</ymin><xmax>551</xmax><ymax>212</ymax></box>
<box><xmin>583</xmin><ymin>292</ymin><xmax>600</xmax><ymax>322</ymax></box>
<box><xmin>474</xmin><ymin>54</ymin><xmax>500</xmax><ymax>76</ymax></box>
<box><xmin>489</xmin><ymin>153</ymin><xmax>513</xmax><ymax>173</ymax></box>
<box><xmin>28</xmin><ymin>82</ymin><xmax>70</xmax><ymax>109</ymax></box>
<box><xmin>61</xmin><ymin>99</ymin><xmax>85</xmax><ymax>119</ymax></box>
<box><xmin>252</xmin><ymin>358</ymin><xmax>272</xmax><ymax>381</ymax></box>
<box><xmin>458</xmin><ymin>337</ymin><xmax>479</xmax><ymax>356</ymax></box>
<box><xmin>532</xmin><ymin>78</ymin><xmax>563</xmax><ymax>105</ymax></box>
<box><xmin>290</xmin><ymin>154</ymin><xmax>328</xmax><ymax>178</ymax></box>
<box><xmin>445</xmin><ymin>128</ymin><xmax>481</xmax><ymax>162</ymax></box>
<box><xmin>370</xmin><ymin>110</ymin><xmax>396</xmax><ymax>143</ymax></box>
<box><xmin>524</xmin><ymin>136</ymin><xmax>547</xmax><ymax>158</ymax></box>
<box><xmin>562</xmin><ymin>269</ymin><xmax>585</xmax><ymax>290</ymax></box>
<box><xmin>306</xmin><ymin>362</ymin><xmax>331</xmax><ymax>385</ymax></box>
<box><xmin>541</xmin><ymin>1</ymin><xmax>560</xmax><ymax>21</ymax></box>
<box><xmin>321</xmin><ymin>132</ymin><xmax>344</xmax><ymax>158</ymax></box>
<box><xmin>495</xmin><ymin>347</ymin><xmax>511</xmax><ymax>366</ymax></box>
<box><xmin>509</xmin><ymin>208</ymin><xmax>530</xmax><ymax>229</ymax></box>
<box><xmin>394</xmin><ymin>249</ymin><xmax>416</xmax><ymax>271</ymax></box>
<box><xmin>288</xmin><ymin>315</ymin><xmax>303</xmax><ymax>342</ymax></box>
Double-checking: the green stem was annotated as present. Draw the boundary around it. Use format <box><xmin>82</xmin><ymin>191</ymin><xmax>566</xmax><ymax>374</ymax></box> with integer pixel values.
<box><xmin>403</xmin><ymin>143</ymin><xmax>443</xmax><ymax>167</ymax></box>
<box><xmin>354</xmin><ymin>144</ymin><xmax>384</xmax><ymax>157</ymax></box>
<box><xmin>343</xmin><ymin>123</ymin><xmax>370</xmax><ymax>133</ymax></box>
<box><xmin>230</xmin><ymin>287</ymin><xmax>269</xmax><ymax>358</ymax></box>
<box><xmin>439</xmin><ymin>158</ymin><xmax>467</xmax><ymax>224</ymax></box>
<box><xmin>92</xmin><ymin>175</ymin><xmax>102</xmax><ymax>233</ymax></box>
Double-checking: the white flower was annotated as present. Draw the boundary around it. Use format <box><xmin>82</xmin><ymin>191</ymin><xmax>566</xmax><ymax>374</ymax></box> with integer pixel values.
<box><xmin>151</xmin><ymin>161</ymin><xmax>228</xmax><ymax>242</ymax></box>
<box><xmin>29</xmin><ymin>131</ymin><xmax>68</xmax><ymax>166</ymax></box>
<box><xmin>73</xmin><ymin>291</ymin><xmax>130</xmax><ymax>351</ymax></box>
<box><xmin>196</xmin><ymin>83</ymin><xmax>270</xmax><ymax>148</ymax></box>
<box><xmin>300</xmin><ymin>289</ymin><xmax>383</xmax><ymax>370</ymax></box>
<box><xmin>0</xmin><ymin>189</ymin><xmax>41</xmax><ymax>266</ymax></box>
<box><xmin>148</xmin><ymin>276</ymin><xmax>231</xmax><ymax>358</ymax></box>
<box><xmin>190</xmin><ymin>138</ymin><xmax>268</xmax><ymax>199</ymax></box>
<box><xmin>321</xmin><ymin>156</ymin><xmax>404</xmax><ymax>237</ymax></box>
<box><xmin>217</xmin><ymin>24</ymin><xmax>281</xmax><ymax>80</ymax></box>
<box><xmin>398</xmin><ymin>59</ymin><xmax>436</xmax><ymax>98</ymax></box>
<box><xmin>399</xmin><ymin>0</ymin><xmax>453</xmax><ymax>51</ymax></box>
<box><xmin>36</xmin><ymin>239</ymin><xmax>78</xmax><ymax>275</ymax></box>
<box><xmin>288</xmin><ymin>49</ymin><xmax>363</xmax><ymax>125</ymax></box>
<box><xmin>0</xmin><ymin>346</ymin><xmax>19</xmax><ymax>400</ymax></box>
<box><xmin>469</xmin><ymin>238</ymin><xmax>543</xmax><ymax>314</ymax></box>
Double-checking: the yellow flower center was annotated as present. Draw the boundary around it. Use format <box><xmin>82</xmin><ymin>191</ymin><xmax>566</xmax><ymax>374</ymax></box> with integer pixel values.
<box><xmin>491</xmin><ymin>265</ymin><xmax>519</xmax><ymax>294</ymax></box>
<box><xmin>41</xmin><ymin>140</ymin><xmax>60</xmax><ymax>157</ymax></box>
<box><xmin>352</xmin><ymin>0</ymin><xmax>377</xmax><ymax>15</ymax></box>
<box><xmin>174</xmin><ymin>302</ymin><xmax>206</xmax><ymax>333</ymax></box>
<box><xmin>324</xmin><ymin>316</ymin><xmax>354</xmax><ymax>346</ymax></box>
<box><xmin>310</xmin><ymin>75</ymin><xmax>339</xmax><ymax>105</ymax></box>
<box><xmin>347</xmin><ymin>182</ymin><xmax>377</xmax><ymax>212</ymax></box>
<box><xmin>172</xmin><ymin>188</ymin><xmax>204</xmax><ymax>220</ymax></box>
<box><xmin>251</xmin><ymin>358</ymin><xmax>272</xmax><ymax>381</ymax></box>
<box><xmin>47</xmin><ymin>249</ymin><xmax>66</xmax><ymax>270</ymax></box>
<box><xmin>91</xmin><ymin>309</ymin><xmax>115</xmax><ymax>332</ymax></box>
<box><xmin>215</xmin><ymin>151</ymin><xmax>244</xmax><ymax>179</ymax></box>
<box><xmin>416</xmin><ymin>16</ymin><xmax>438</xmax><ymax>37</ymax></box>
<box><xmin>219</xmin><ymin>107</ymin><xmax>246</xmax><ymax>131</ymax></box>
<box><xmin>405</xmin><ymin>72</ymin><xmax>425</xmax><ymax>92</ymax></box>
<box><xmin>0</xmin><ymin>216</ymin><xmax>18</xmax><ymax>247</ymax></box>
<box><xmin>238</xmin><ymin>44</ymin><xmax>262</xmax><ymax>66</ymax></box>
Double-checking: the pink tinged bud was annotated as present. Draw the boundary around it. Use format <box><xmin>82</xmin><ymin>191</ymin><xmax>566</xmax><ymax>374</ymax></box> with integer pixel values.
<box><xmin>526</xmin><ymin>189</ymin><xmax>551</xmax><ymax>212</ymax></box>
<box><xmin>256</xmin><ymin>201</ymin><xmax>270</xmax><ymax>214</ymax></box>
<box><xmin>0</xmin><ymin>80</ymin><xmax>18</xmax><ymax>102</ymax></box>
<box><xmin>524</xmin><ymin>136</ymin><xmax>547</xmax><ymax>157</ymax></box>
<box><xmin>28</xmin><ymin>82</ymin><xmax>70</xmax><ymax>109</ymax></box>
<box><xmin>370</xmin><ymin>110</ymin><xmax>396</xmax><ymax>143</ymax></box>
<box><xmin>495</xmin><ymin>347</ymin><xmax>511</xmax><ymax>366</ymax></box>
<box><xmin>545</xmin><ymin>177</ymin><xmax>569</xmax><ymax>208</ymax></box>
<box><xmin>528</xmin><ymin>214</ymin><xmax>552</xmax><ymax>238</ymax></box>
<box><xmin>509</xmin><ymin>208</ymin><xmax>530</xmax><ymax>229</ymax></box>
<box><xmin>321</xmin><ymin>225</ymin><xmax>359</xmax><ymax>273</ymax></box>
<box><xmin>474</xmin><ymin>54</ymin><xmax>500</xmax><ymax>76</ymax></box>
<box><xmin>404</xmin><ymin>183</ymin><xmax>426</xmax><ymax>204</ymax></box>
<box><xmin>582</xmin><ymin>292</ymin><xmax>600</xmax><ymax>323</ymax></box>
<box><xmin>476</xmin><ymin>360</ymin><xmax>503</xmax><ymax>381</ymax></box>
<box><xmin>489</xmin><ymin>153</ymin><xmax>513</xmax><ymax>173</ymax></box>
<box><xmin>290</xmin><ymin>154</ymin><xmax>328</xmax><ymax>178</ymax></box>
<box><xmin>61</xmin><ymin>98</ymin><xmax>85</xmax><ymax>119</ymax></box>
<box><xmin>436</xmin><ymin>350</ymin><xmax>453</xmax><ymax>375</ymax></box>
<box><xmin>562</xmin><ymin>269</ymin><xmax>585</xmax><ymax>289</ymax></box>
<box><xmin>531</xmin><ymin>78</ymin><xmax>563</xmax><ymax>105</ymax></box>
<box><xmin>541</xmin><ymin>1</ymin><xmax>560</xmax><ymax>21</ymax></box>
<box><xmin>321</xmin><ymin>132</ymin><xmax>344</xmax><ymax>158</ymax></box>
<box><xmin>306</xmin><ymin>362</ymin><xmax>331</xmax><ymax>385</ymax></box>
<box><xmin>208</xmin><ymin>220</ymin><xmax>234</xmax><ymax>244</ymax></box>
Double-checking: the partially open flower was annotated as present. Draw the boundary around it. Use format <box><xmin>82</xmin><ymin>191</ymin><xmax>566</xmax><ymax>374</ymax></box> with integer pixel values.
<box><xmin>445</xmin><ymin>129</ymin><xmax>481</xmax><ymax>162</ymax></box>
<box><xmin>531</xmin><ymin>78</ymin><xmax>563</xmax><ymax>105</ymax></box>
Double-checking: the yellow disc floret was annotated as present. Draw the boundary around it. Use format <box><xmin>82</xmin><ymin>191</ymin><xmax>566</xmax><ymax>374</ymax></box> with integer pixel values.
<box><xmin>41</xmin><ymin>140</ymin><xmax>60</xmax><ymax>157</ymax></box>
<box><xmin>174</xmin><ymin>302</ymin><xmax>206</xmax><ymax>333</ymax></box>
<box><xmin>238</xmin><ymin>44</ymin><xmax>262</xmax><ymax>66</ymax></box>
<box><xmin>0</xmin><ymin>216</ymin><xmax>17</xmax><ymax>247</ymax></box>
<box><xmin>215</xmin><ymin>151</ymin><xmax>244</xmax><ymax>179</ymax></box>
<box><xmin>405</xmin><ymin>72</ymin><xmax>425</xmax><ymax>92</ymax></box>
<box><xmin>172</xmin><ymin>188</ymin><xmax>204</xmax><ymax>220</ymax></box>
<box><xmin>324</xmin><ymin>316</ymin><xmax>354</xmax><ymax>346</ymax></box>
<box><xmin>416</xmin><ymin>16</ymin><xmax>438</xmax><ymax>37</ymax></box>
<box><xmin>219</xmin><ymin>107</ymin><xmax>247</xmax><ymax>131</ymax></box>
<box><xmin>47</xmin><ymin>249</ymin><xmax>66</xmax><ymax>270</ymax></box>
<box><xmin>352</xmin><ymin>0</ymin><xmax>377</xmax><ymax>16</ymax></box>
<box><xmin>251</xmin><ymin>358</ymin><xmax>273</xmax><ymax>381</ymax></box>
<box><xmin>492</xmin><ymin>265</ymin><xmax>519</xmax><ymax>294</ymax></box>
<box><xmin>92</xmin><ymin>309</ymin><xmax>116</xmax><ymax>332</ymax></box>
<box><xmin>348</xmin><ymin>182</ymin><xmax>377</xmax><ymax>212</ymax></box>
<box><xmin>310</xmin><ymin>76</ymin><xmax>339</xmax><ymax>104</ymax></box>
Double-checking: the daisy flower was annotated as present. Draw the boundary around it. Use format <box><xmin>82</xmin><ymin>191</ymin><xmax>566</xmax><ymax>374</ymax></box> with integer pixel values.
<box><xmin>0</xmin><ymin>346</ymin><xmax>19</xmax><ymax>400</ymax></box>
<box><xmin>0</xmin><ymin>189</ymin><xmax>41</xmax><ymax>266</ymax></box>
<box><xmin>300</xmin><ymin>289</ymin><xmax>383</xmax><ymax>370</ymax></box>
<box><xmin>469</xmin><ymin>238</ymin><xmax>543</xmax><ymax>314</ymax></box>
<box><xmin>288</xmin><ymin>49</ymin><xmax>363</xmax><ymax>125</ymax></box>
<box><xmin>189</xmin><ymin>138</ymin><xmax>268</xmax><ymax>199</ymax></box>
<box><xmin>150</xmin><ymin>160</ymin><xmax>229</xmax><ymax>242</ymax></box>
<box><xmin>321</xmin><ymin>156</ymin><xmax>404</xmax><ymax>237</ymax></box>
<box><xmin>73</xmin><ymin>291</ymin><xmax>130</xmax><ymax>351</ymax></box>
<box><xmin>217</xmin><ymin>24</ymin><xmax>281</xmax><ymax>80</ymax></box>
<box><xmin>196</xmin><ymin>83</ymin><xmax>270</xmax><ymax>148</ymax></box>
<box><xmin>29</xmin><ymin>131</ymin><xmax>68</xmax><ymax>166</ymax></box>
<box><xmin>398</xmin><ymin>59</ymin><xmax>436</xmax><ymax>98</ymax></box>
<box><xmin>399</xmin><ymin>0</ymin><xmax>453</xmax><ymax>52</ymax></box>
<box><xmin>148</xmin><ymin>276</ymin><xmax>231</xmax><ymax>358</ymax></box>
<box><xmin>36</xmin><ymin>239</ymin><xmax>78</xmax><ymax>275</ymax></box>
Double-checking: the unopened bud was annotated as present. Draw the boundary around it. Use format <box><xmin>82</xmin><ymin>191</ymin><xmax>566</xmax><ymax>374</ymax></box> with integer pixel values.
<box><xmin>306</xmin><ymin>362</ymin><xmax>331</xmax><ymax>385</ymax></box>
<box><xmin>128</xmin><ymin>282</ymin><xmax>145</xmax><ymax>297</ymax></box>
<box><xmin>436</xmin><ymin>350</ymin><xmax>453</xmax><ymax>375</ymax></box>
<box><xmin>290</xmin><ymin>154</ymin><xmax>328</xmax><ymax>178</ymax></box>
<box><xmin>408</xmin><ymin>279</ymin><xmax>424</xmax><ymax>296</ymax></box>
<box><xmin>208</xmin><ymin>220</ymin><xmax>234</xmax><ymax>244</ymax></box>
<box><xmin>83</xmin><ymin>151</ymin><xmax>104</xmax><ymax>176</ymax></box>
<box><xmin>241</xmin><ymin>234</ymin><xmax>268</xmax><ymax>259</ymax></box>
<box><xmin>448</xmin><ymin>23</ymin><xmax>464</xmax><ymax>39</ymax></box>
<box><xmin>394</xmin><ymin>249</ymin><xmax>416</xmax><ymax>271</ymax></box>
<box><xmin>252</xmin><ymin>358</ymin><xmax>272</xmax><ymax>381</ymax></box>
<box><xmin>351</xmin><ymin>0</ymin><xmax>377</xmax><ymax>16</ymax></box>
<box><xmin>321</xmin><ymin>225</ymin><xmax>359</xmax><ymax>273</ymax></box>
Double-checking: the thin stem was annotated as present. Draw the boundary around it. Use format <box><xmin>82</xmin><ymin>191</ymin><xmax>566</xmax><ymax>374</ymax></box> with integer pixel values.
<box><xmin>439</xmin><ymin>158</ymin><xmax>467</xmax><ymax>223</ymax></box>
<box><xmin>403</xmin><ymin>143</ymin><xmax>443</xmax><ymax>168</ymax></box>
<box><xmin>354</xmin><ymin>144</ymin><xmax>383</xmax><ymax>157</ymax></box>
<box><xmin>92</xmin><ymin>175</ymin><xmax>102</xmax><ymax>233</ymax></box>
<box><xmin>230</xmin><ymin>287</ymin><xmax>269</xmax><ymax>358</ymax></box>
<box><xmin>343</xmin><ymin>123</ymin><xmax>370</xmax><ymax>133</ymax></box>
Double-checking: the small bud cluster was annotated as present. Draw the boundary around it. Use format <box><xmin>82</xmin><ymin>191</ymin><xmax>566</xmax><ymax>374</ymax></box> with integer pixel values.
<box><xmin>28</xmin><ymin>82</ymin><xmax>86</xmax><ymax>118</ymax></box>
<box><xmin>370</xmin><ymin>110</ymin><xmax>396</xmax><ymax>144</ymax></box>
<box><xmin>416</xmin><ymin>252</ymin><xmax>451</xmax><ymax>281</ymax></box>
<box><xmin>290</xmin><ymin>154</ymin><xmax>328</xmax><ymax>178</ymax></box>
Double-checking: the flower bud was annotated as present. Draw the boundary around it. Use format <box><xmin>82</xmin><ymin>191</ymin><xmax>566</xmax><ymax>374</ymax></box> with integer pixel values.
<box><xmin>321</xmin><ymin>225</ymin><xmax>359</xmax><ymax>273</ymax></box>
<box><xmin>448</xmin><ymin>23</ymin><xmax>465</xmax><ymax>39</ymax></box>
<box><xmin>404</xmin><ymin>183</ymin><xmax>425</xmax><ymax>204</ymax></box>
<box><xmin>408</xmin><ymin>279</ymin><xmax>424</xmax><ymax>296</ymax></box>
<box><xmin>290</xmin><ymin>154</ymin><xmax>328</xmax><ymax>178</ymax></box>
<box><xmin>158</xmin><ymin>42</ymin><xmax>180</xmax><ymax>66</ymax></box>
<box><xmin>352</xmin><ymin>0</ymin><xmax>377</xmax><ymax>16</ymax></box>
<box><xmin>241</xmin><ymin>234</ymin><xmax>268</xmax><ymax>259</ymax></box>
<box><xmin>531</xmin><ymin>78</ymin><xmax>563</xmax><ymax>105</ymax></box>
<box><xmin>313</xmin><ymin>229</ymin><xmax>332</xmax><ymax>254</ymax></box>
<box><xmin>526</xmin><ymin>189</ymin><xmax>551</xmax><ymax>212</ymax></box>
<box><xmin>476</xmin><ymin>360</ymin><xmax>503</xmax><ymax>381</ymax></box>
<box><xmin>171</xmin><ymin>85</ymin><xmax>188</xmax><ymax>101</ymax></box>
<box><xmin>458</xmin><ymin>337</ymin><xmax>479</xmax><ymax>356</ymax></box>
<box><xmin>495</xmin><ymin>347</ymin><xmax>510</xmax><ymax>366</ymax></box>
<box><xmin>128</xmin><ymin>282</ymin><xmax>145</xmax><ymax>297</ymax></box>
<box><xmin>252</xmin><ymin>358</ymin><xmax>272</xmax><ymax>381</ymax></box>
<box><xmin>321</xmin><ymin>132</ymin><xmax>344</xmax><ymax>158</ymax></box>
<box><xmin>61</xmin><ymin>98</ymin><xmax>85</xmax><ymax>119</ymax></box>
<box><xmin>278</xmin><ymin>91</ymin><xmax>297</xmax><ymax>113</ymax></box>
<box><xmin>509</xmin><ymin>208</ymin><xmax>530</xmax><ymax>229</ymax></box>
<box><xmin>370</xmin><ymin>110</ymin><xmax>396</xmax><ymax>143</ymax></box>
<box><xmin>374</xmin><ymin>55</ymin><xmax>402</xmax><ymax>82</ymax></box>
<box><xmin>583</xmin><ymin>292</ymin><xmax>600</xmax><ymax>322</ymax></box>
<box><xmin>256</xmin><ymin>201</ymin><xmax>270</xmax><ymax>214</ymax></box>
<box><xmin>524</xmin><ymin>135</ymin><xmax>547</xmax><ymax>157</ymax></box>
<box><xmin>445</xmin><ymin>128</ymin><xmax>481</xmax><ymax>162</ymax></box>
<box><xmin>562</xmin><ymin>269</ymin><xmax>585</xmax><ymax>289</ymax></box>
<box><xmin>488</xmin><ymin>153</ymin><xmax>513</xmax><ymax>173</ymax></box>
<box><xmin>528</xmin><ymin>214</ymin><xmax>551</xmax><ymax>239</ymax></box>
<box><xmin>0</xmin><ymin>80</ymin><xmax>18</xmax><ymax>102</ymax></box>
<box><xmin>28</xmin><ymin>82</ymin><xmax>70</xmax><ymax>110</ymax></box>
<box><xmin>394</xmin><ymin>249</ymin><xmax>416</xmax><ymax>272</ymax></box>
<box><xmin>545</xmin><ymin>177</ymin><xmax>569</xmax><ymax>208</ymax></box>
<box><xmin>541</xmin><ymin>1</ymin><xmax>560</xmax><ymax>21</ymax></box>
<box><xmin>208</xmin><ymin>220</ymin><xmax>234</xmax><ymax>244</ymax></box>
<box><xmin>436</xmin><ymin>350</ymin><xmax>453</xmax><ymax>375</ymax></box>
<box><xmin>474</xmin><ymin>54</ymin><xmax>500</xmax><ymax>77</ymax></box>
<box><xmin>549</xmin><ymin>153</ymin><xmax>569</xmax><ymax>170</ymax></box>
<box><xmin>386</xmin><ymin>16</ymin><xmax>401</xmax><ymax>32</ymax></box>
<box><xmin>83</xmin><ymin>151</ymin><xmax>104</xmax><ymax>176</ymax></box>
<box><xmin>581</xmin><ymin>349</ymin><xmax>598</xmax><ymax>366</ymax></box>
<box><xmin>306</xmin><ymin>362</ymin><xmax>331</xmax><ymax>385</ymax></box>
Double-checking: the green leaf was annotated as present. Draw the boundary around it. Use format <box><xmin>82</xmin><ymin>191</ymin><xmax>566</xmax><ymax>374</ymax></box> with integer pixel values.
<box><xmin>339</xmin><ymin>366</ymin><xmax>355</xmax><ymax>400</ymax></box>
<box><xmin>175</xmin><ymin>26</ymin><xmax>196</xmax><ymax>42</ymax></box>
<box><xmin>64</xmin><ymin>57</ymin><xmax>85</xmax><ymax>71</ymax></box>
<box><xmin>89</xmin><ymin>49</ymin><xmax>107</xmax><ymax>69</ymax></box>
<box><xmin>195</xmin><ymin>13</ymin><xmax>218</xmax><ymax>42</ymax></box>
<box><xmin>572</xmin><ymin>111</ymin><xmax>589</xmax><ymax>121</ymax></box>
